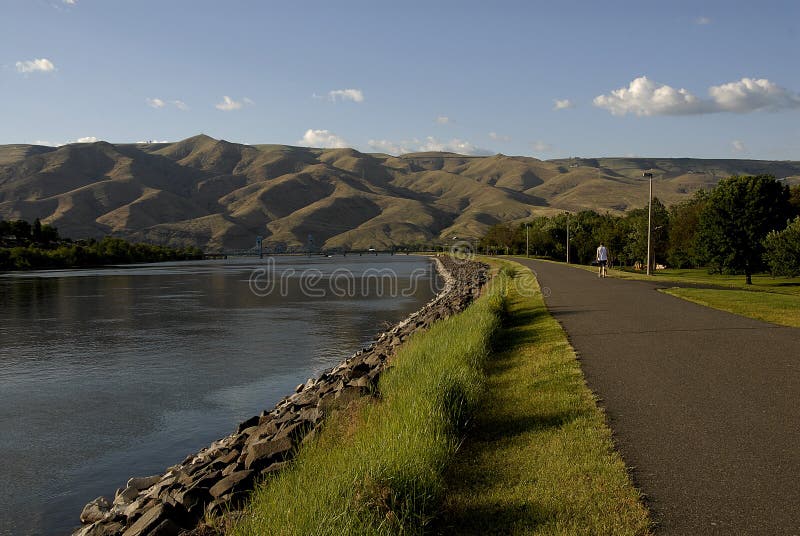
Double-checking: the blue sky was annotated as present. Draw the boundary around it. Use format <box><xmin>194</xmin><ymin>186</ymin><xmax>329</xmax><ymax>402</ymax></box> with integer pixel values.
<box><xmin>2</xmin><ymin>0</ymin><xmax>799</xmax><ymax>159</ymax></box>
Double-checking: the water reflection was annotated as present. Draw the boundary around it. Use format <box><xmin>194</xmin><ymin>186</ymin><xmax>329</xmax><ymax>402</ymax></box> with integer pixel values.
<box><xmin>0</xmin><ymin>256</ymin><xmax>436</xmax><ymax>536</ymax></box>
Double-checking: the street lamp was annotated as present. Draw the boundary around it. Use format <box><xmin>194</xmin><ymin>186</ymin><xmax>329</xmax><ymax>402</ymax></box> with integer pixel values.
<box><xmin>525</xmin><ymin>223</ymin><xmax>529</xmax><ymax>257</ymax></box>
<box><xmin>643</xmin><ymin>172</ymin><xmax>654</xmax><ymax>275</ymax></box>
<box><xmin>566</xmin><ymin>212</ymin><xmax>571</xmax><ymax>264</ymax></box>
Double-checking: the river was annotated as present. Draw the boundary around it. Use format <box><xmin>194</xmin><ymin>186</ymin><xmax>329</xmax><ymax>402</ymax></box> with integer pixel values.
<box><xmin>0</xmin><ymin>255</ymin><xmax>437</xmax><ymax>535</ymax></box>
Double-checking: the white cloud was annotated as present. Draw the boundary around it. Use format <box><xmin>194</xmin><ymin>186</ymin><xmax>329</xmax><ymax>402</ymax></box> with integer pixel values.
<box><xmin>215</xmin><ymin>96</ymin><xmax>252</xmax><ymax>111</ymax></box>
<box><xmin>368</xmin><ymin>139</ymin><xmax>410</xmax><ymax>154</ymax></box>
<box><xmin>489</xmin><ymin>132</ymin><xmax>511</xmax><ymax>142</ymax></box>
<box><xmin>298</xmin><ymin>129</ymin><xmax>349</xmax><ymax>149</ymax></box>
<box><xmin>435</xmin><ymin>115</ymin><xmax>451</xmax><ymax>125</ymax></box>
<box><xmin>417</xmin><ymin>137</ymin><xmax>493</xmax><ymax>156</ymax></box>
<box><xmin>709</xmin><ymin>78</ymin><xmax>800</xmax><ymax>113</ymax></box>
<box><xmin>15</xmin><ymin>58</ymin><xmax>56</xmax><ymax>73</ymax></box>
<box><xmin>531</xmin><ymin>141</ymin><xmax>553</xmax><ymax>153</ymax></box>
<box><xmin>327</xmin><ymin>89</ymin><xmax>364</xmax><ymax>103</ymax></box>
<box><xmin>731</xmin><ymin>140</ymin><xmax>747</xmax><ymax>154</ymax></box>
<box><xmin>553</xmin><ymin>99</ymin><xmax>573</xmax><ymax>110</ymax></box>
<box><xmin>367</xmin><ymin>136</ymin><xmax>492</xmax><ymax>156</ymax></box>
<box><xmin>63</xmin><ymin>0</ymin><xmax>77</xmax><ymax>4</ymax></box>
<box><xmin>147</xmin><ymin>98</ymin><xmax>188</xmax><ymax>110</ymax></box>
<box><xmin>136</xmin><ymin>139</ymin><xmax>170</xmax><ymax>144</ymax></box>
<box><xmin>594</xmin><ymin>76</ymin><xmax>800</xmax><ymax>116</ymax></box>
<box><xmin>593</xmin><ymin>76</ymin><xmax>705</xmax><ymax>116</ymax></box>
<box><xmin>695</xmin><ymin>16</ymin><xmax>711</xmax><ymax>25</ymax></box>
<box><xmin>76</xmin><ymin>136</ymin><xmax>99</xmax><ymax>143</ymax></box>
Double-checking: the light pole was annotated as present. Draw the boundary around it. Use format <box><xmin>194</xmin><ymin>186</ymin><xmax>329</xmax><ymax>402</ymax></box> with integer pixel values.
<box><xmin>643</xmin><ymin>172</ymin><xmax>654</xmax><ymax>275</ymax></box>
<box><xmin>566</xmin><ymin>212</ymin><xmax>571</xmax><ymax>264</ymax></box>
<box><xmin>525</xmin><ymin>223</ymin><xmax>529</xmax><ymax>257</ymax></box>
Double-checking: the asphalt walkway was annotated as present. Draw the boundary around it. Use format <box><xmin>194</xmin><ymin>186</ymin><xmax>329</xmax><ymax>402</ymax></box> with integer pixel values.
<box><xmin>515</xmin><ymin>259</ymin><xmax>800</xmax><ymax>535</ymax></box>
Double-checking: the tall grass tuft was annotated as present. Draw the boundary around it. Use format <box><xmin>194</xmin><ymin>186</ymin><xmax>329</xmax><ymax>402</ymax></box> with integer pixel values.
<box><xmin>229</xmin><ymin>269</ymin><xmax>509</xmax><ymax>536</ymax></box>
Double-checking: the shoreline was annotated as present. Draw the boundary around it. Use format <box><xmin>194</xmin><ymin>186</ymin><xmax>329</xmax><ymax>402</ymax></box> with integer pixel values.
<box><xmin>73</xmin><ymin>255</ymin><xmax>487</xmax><ymax>536</ymax></box>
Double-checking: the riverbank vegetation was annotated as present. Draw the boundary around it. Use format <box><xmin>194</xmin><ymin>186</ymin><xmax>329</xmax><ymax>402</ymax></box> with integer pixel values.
<box><xmin>436</xmin><ymin>261</ymin><xmax>651</xmax><ymax>535</ymax></box>
<box><xmin>481</xmin><ymin>176</ymin><xmax>799</xmax><ymax>284</ymax></box>
<box><xmin>228</xmin><ymin>267</ymin><xmax>508</xmax><ymax>535</ymax></box>
<box><xmin>227</xmin><ymin>261</ymin><xmax>650</xmax><ymax>535</ymax></box>
<box><xmin>0</xmin><ymin>218</ymin><xmax>202</xmax><ymax>270</ymax></box>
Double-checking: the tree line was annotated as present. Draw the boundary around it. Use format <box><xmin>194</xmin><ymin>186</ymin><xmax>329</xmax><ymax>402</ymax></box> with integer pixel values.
<box><xmin>0</xmin><ymin>218</ymin><xmax>203</xmax><ymax>271</ymax></box>
<box><xmin>478</xmin><ymin>175</ymin><xmax>800</xmax><ymax>283</ymax></box>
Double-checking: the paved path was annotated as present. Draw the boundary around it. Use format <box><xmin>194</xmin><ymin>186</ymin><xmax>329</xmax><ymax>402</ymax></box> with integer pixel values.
<box><xmin>515</xmin><ymin>259</ymin><xmax>800</xmax><ymax>535</ymax></box>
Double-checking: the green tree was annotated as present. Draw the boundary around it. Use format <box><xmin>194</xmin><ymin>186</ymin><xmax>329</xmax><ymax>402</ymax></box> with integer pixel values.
<box><xmin>667</xmin><ymin>190</ymin><xmax>708</xmax><ymax>268</ymax></box>
<box><xmin>790</xmin><ymin>185</ymin><xmax>800</xmax><ymax>217</ymax></box>
<box><xmin>480</xmin><ymin>223</ymin><xmax>520</xmax><ymax>254</ymax></box>
<box><xmin>697</xmin><ymin>175</ymin><xmax>792</xmax><ymax>284</ymax></box>
<box><xmin>623</xmin><ymin>198</ymin><xmax>669</xmax><ymax>269</ymax></box>
<box><xmin>763</xmin><ymin>216</ymin><xmax>800</xmax><ymax>277</ymax></box>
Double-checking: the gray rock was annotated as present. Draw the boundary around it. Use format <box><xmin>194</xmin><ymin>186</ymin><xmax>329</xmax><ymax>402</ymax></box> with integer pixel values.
<box><xmin>148</xmin><ymin>518</ymin><xmax>182</xmax><ymax>536</ymax></box>
<box><xmin>114</xmin><ymin>485</ymin><xmax>139</xmax><ymax>505</ymax></box>
<box><xmin>80</xmin><ymin>496</ymin><xmax>111</xmax><ymax>524</ymax></box>
<box><xmin>298</xmin><ymin>406</ymin><xmax>323</xmax><ymax>423</ymax></box>
<box><xmin>209</xmin><ymin>470</ymin><xmax>253</xmax><ymax>498</ymax></box>
<box><xmin>126</xmin><ymin>475</ymin><xmax>161</xmax><ymax>492</ymax></box>
<box><xmin>235</xmin><ymin>415</ymin><xmax>259</xmax><ymax>433</ymax></box>
<box><xmin>73</xmin><ymin>520</ymin><xmax>125</xmax><ymax>536</ymax></box>
<box><xmin>244</xmin><ymin>437</ymin><xmax>293</xmax><ymax>470</ymax></box>
<box><xmin>121</xmin><ymin>504</ymin><xmax>169</xmax><ymax>536</ymax></box>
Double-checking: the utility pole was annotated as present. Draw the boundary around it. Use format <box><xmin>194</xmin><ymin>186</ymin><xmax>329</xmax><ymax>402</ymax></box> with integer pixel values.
<box><xmin>643</xmin><ymin>172</ymin><xmax>654</xmax><ymax>275</ymax></box>
<box><xmin>525</xmin><ymin>224</ymin><xmax>529</xmax><ymax>257</ymax></box>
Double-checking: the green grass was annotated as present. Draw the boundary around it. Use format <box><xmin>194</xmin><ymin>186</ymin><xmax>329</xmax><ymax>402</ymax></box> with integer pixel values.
<box><xmin>436</xmin><ymin>260</ymin><xmax>652</xmax><ymax>535</ymax></box>
<box><xmin>601</xmin><ymin>267</ymin><xmax>800</xmax><ymax>296</ymax></box>
<box><xmin>227</xmin><ymin>269</ymin><xmax>509</xmax><ymax>535</ymax></box>
<box><xmin>554</xmin><ymin>261</ymin><xmax>800</xmax><ymax>327</ymax></box>
<box><xmin>661</xmin><ymin>288</ymin><xmax>800</xmax><ymax>328</ymax></box>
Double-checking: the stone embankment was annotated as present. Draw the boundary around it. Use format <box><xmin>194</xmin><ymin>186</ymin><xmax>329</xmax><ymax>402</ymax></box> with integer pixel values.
<box><xmin>73</xmin><ymin>256</ymin><xmax>487</xmax><ymax>536</ymax></box>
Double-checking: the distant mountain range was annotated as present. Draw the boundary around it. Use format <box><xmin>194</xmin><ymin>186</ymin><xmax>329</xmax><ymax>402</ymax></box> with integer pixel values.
<box><xmin>1</xmin><ymin>134</ymin><xmax>798</xmax><ymax>251</ymax></box>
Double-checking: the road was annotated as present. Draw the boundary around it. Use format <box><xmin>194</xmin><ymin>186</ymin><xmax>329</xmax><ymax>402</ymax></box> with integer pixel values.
<box><xmin>515</xmin><ymin>259</ymin><xmax>800</xmax><ymax>535</ymax></box>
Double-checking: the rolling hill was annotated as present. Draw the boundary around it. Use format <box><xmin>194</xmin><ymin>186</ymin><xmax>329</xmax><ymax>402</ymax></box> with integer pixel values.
<box><xmin>1</xmin><ymin>135</ymin><xmax>798</xmax><ymax>251</ymax></box>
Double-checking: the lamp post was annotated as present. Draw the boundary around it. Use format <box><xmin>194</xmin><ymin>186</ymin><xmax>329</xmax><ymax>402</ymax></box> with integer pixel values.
<box><xmin>566</xmin><ymin>212</ymin><xmax>571</xmax><ymax>264</ymax></box>
<box><xmin>643</xmin><ymin>172</ymin><xmax>654</xmax><ymax>275</ymax></box>
<box><xmin>525</xmin><ymin>223</ymin><xmax>529</xmax><ymax>257</ymax></box>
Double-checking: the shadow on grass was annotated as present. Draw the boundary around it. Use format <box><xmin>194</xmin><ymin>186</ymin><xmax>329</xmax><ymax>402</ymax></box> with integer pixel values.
<box><xmin>472</xmin><ymin>409</ymin><xmax>582</xmax><ymax>442</ymax></box>
<box><xmin>434</xmin><ymin>303</ymin><xmax>576</xmax><ymax>534</ymax></box>
<box><xmin>434</xmin><ymin>501</ymin><xmax>553</xmax><ymax>536</ymax></box>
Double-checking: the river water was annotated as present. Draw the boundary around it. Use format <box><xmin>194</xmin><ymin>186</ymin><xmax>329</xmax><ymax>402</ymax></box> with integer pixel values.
<box><xmin>0</xmin><ymin>255</ymin><xmax>437</xmax><ymax>535</ymax></box>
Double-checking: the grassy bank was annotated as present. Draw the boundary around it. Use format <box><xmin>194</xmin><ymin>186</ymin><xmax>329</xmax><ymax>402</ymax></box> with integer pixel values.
<box><xmin>436</xmin><ymin>260</ymin><xmax>651</xmax><ymax>535</ymax></box>
<box><xmin>661</xmin><ymin>288</ymin><xmax>800</xmax><ymax>328</ymax></box>
<box><xmin>550</xmin><ymin>261</ymin><xmax>800</xmax><ymax>328</ymax></box>
<box><xmin>228</xmin><ymin>268</ymin><xmax>508</xmax><ymax>535</ymax></box>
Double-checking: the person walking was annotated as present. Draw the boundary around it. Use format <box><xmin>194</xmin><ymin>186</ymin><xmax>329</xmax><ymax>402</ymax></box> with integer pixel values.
<box><xmin>596</xmin><ymin>242</ymin><xmax>608</xmax><ymax>278</ymax></box>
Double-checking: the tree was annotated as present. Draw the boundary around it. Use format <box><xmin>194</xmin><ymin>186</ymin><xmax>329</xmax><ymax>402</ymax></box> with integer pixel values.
<box><xmin>697</xmin><ymin>175</ymin><xmax>792</xmax><ymax>284</ymax></box>
<box><xmin>667</xmin><ymin>190</ymin><xmax>708</xmax><ymax>268</ymax></box>
<box><xmin>790</xmin><ymin>185</ymin><xmax>800</xmax><ymax>217</ymax></box>
<box><xmin>623</xmin><ymin>198</ymin><xmax>669</xmax><ymax>269</ymax></box>
<box><xmin>763</xmin><ymin>216</ymin><xmax>800</xmax><ymax>277</ymax></box>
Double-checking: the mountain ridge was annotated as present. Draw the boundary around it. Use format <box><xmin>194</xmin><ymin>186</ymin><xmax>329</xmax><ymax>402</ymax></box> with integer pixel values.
<box><xmin>1</xmin><ymin>135</ymin><xmax>798</xmax><ymax>251</ymax></box>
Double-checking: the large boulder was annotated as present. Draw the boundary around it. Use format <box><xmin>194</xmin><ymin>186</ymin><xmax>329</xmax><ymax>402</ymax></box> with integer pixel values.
<box><xmin>80</xmin><ymin>496</ymin><xmax>111</xmax><ymax>523</ymax></box>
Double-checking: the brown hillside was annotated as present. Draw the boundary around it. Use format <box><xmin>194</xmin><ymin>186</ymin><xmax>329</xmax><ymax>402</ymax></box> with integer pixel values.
<box><xmin>1</xmin><ymin>136</ymin><xmax>798</xmax><ymax>251</ymax></box>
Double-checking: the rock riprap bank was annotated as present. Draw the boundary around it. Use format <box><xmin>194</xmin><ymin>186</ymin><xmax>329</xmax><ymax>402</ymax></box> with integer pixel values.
<box><xmin>73</xmin><ymin>256</ymin><xmax>487</xmax><ymax>536</ymax></box>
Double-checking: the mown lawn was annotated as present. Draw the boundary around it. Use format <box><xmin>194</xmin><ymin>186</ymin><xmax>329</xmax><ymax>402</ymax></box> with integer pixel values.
<box><xmin>435</xmin><ymin>260</ymin><xmax>651</xmax><ymax>535</ymax></box>
<box><xmin>661</xmin><ymin>287</ymin><xmax>800</xmax><ymax>328</ymax></box>
<box><xmin>603</xmin><ymin>267</ymin><xmax>800</xmax><ymax>296</ymax></box>
<box><xmin>536</xmin><ymin>259</ymin><xmax>800</xmax><ymax>328</ymax></box>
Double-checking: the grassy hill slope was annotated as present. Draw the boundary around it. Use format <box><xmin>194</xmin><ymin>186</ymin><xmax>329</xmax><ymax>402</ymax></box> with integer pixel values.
<box><xmin>1</xmin><ymin>136</ymin><xmax>798</xmax><ymax>251</ymax></box>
